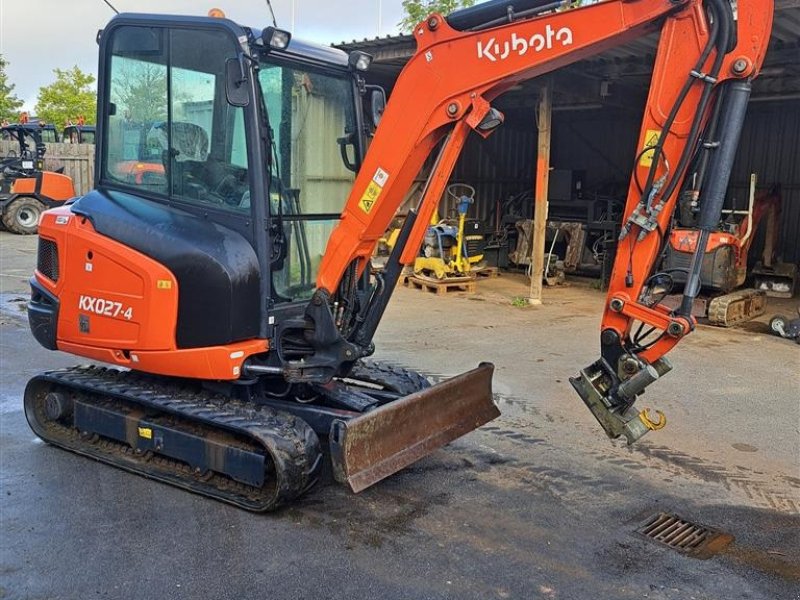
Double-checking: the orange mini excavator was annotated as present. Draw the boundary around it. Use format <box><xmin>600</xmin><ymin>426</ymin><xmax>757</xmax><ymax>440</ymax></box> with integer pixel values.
<box><xmin>663</xmin><ymin>182</ymin><xmax>791</xmax><ymax>326</ymax></box>
<box><xmin>24</xmin><ymin>0</ymin><xmax>772</xmax><ymax>510</ymax></box>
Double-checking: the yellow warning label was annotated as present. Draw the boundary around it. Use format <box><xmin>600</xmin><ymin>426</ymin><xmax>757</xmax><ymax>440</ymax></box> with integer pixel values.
<box><xmin>138</xmin><ymin>427</ymin><xmax>153</xmax><ymax>440</ymax></box>
<box><xmin>157</xmin><ymin>280</ymin><xmax>172</xmax><ymax>290</ymax></box>
<box><xmin>639</xmin><ymin>129</ymin><xmax>661</xmax><ymax>167</ymax></box>
<box><xmin>359</xmin><ymin>181</ymin><xmax>382</xmax><ymax>214</ymax></box>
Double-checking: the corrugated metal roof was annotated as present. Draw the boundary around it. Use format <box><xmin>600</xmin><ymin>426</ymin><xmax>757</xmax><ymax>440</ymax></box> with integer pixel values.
<box><xmin>337</xmin><ymin>7</ymin><xmax>800</xmax><ymax>98</ymax></box>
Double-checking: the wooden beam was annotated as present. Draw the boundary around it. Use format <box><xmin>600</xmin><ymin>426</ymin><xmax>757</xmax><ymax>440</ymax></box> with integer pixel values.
<box><xmin>529</xmin><ymin>80</ymin><xmax>553</xmax><ymax>306</ymax></box>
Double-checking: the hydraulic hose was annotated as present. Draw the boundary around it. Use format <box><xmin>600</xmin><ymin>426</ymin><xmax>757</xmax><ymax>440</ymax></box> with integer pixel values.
<box><xmin>637</xmin><ymin>0</ymin><xmax>722</xmax><ymax>208</ymax></box>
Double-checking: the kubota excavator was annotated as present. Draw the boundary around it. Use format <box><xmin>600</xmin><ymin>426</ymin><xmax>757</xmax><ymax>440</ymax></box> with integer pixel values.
<box><xmin>24</xmin><ymin>0</ymin><xmax>773</xmax><ymax>511</ymax></box>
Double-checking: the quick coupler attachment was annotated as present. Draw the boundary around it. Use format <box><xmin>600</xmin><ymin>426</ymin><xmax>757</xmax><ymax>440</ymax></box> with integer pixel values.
<box><xmin>569</xmin><ymin>358</ymin><xmax>672</xmax><ymax>444</ymax></box>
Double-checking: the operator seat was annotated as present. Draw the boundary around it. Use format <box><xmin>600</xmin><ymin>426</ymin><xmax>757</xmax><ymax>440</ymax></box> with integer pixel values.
<box><xmin>147</xmin><ymin>122</ymin><xmax>210</xmax><ymax>198</ymax></box>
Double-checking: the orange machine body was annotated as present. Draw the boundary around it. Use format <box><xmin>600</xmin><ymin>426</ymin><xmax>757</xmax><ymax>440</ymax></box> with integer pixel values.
<box><xmin>34</xmin><ymin>205</ymin><xmax>267</xmax><ymax>380</ymax></box>
<box><xmin>31</xmin><ymin>0</ymin><xmax>773</xmax><ymax>385</ymax></box>
<box><xmin>22</xmin><ymin>1</ymin><xmax>776</xmax><ymax>462</ymax></box>
<box><xmin>667</xmin><ymin>187</ymin><xmax>782</xmax><ymax>292</ymax></box>
<box><xmin>11</xmin><ymin>171</ymin><xmax>75</xmax><ymax>204</ymax></box>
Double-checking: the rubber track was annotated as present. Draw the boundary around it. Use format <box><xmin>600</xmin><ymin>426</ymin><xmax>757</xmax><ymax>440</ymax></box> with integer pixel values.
<box><xmin>24</xmin><ymin>366</ymin><xmax>321</xmax><ymax>512</ymax></box>
<box><xmin>707</xmin><ymin>288</ymin><xmax>766</xmax><ymax>327</ymax></box>
<box><xmin>347</xmin><ymin>361</ymin><xmax>431</xmax><ymax>396</ymax></box>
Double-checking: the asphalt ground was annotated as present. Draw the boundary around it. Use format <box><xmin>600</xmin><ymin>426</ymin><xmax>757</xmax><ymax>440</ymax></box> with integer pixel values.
<box><xmin>1</xmin><ymin>231</ymin><xmax>798</xmax><ymax>600</ymax></box>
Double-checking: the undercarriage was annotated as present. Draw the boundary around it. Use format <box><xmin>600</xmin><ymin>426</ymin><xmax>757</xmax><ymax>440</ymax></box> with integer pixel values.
<box><xmin>25</xmin><ymin>362</ymin><xmax>496</xmax><ymax>510</ymax></box>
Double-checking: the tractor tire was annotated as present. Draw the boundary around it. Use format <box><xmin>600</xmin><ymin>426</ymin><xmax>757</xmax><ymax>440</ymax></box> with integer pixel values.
<box><xmin>2</xmin><ymin>196</ymin><xmax>45</xmax><ymax>234</ymax></box>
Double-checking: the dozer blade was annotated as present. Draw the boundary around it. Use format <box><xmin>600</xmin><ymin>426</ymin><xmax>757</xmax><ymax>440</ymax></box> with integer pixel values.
<box><xmin>753</xmin><ymin>261</ymin><xmax>798</xmax><ymax>298</ymax></box>
<box><xmin>329</xmin><ymin>363</ymin><xmax>498</xmax><ymax>493</ymax></box>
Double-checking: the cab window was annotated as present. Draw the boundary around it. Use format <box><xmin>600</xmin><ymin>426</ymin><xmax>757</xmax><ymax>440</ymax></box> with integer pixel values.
<box><xmin>103</xmin><ymin>25</ymin><xmax>250</xmax><ymax>214</ymax></box>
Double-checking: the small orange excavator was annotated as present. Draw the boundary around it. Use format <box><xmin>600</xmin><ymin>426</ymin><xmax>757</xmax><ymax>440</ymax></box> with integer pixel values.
<box><xmin>24</xmin><ymin>0</ymin><xmax>772</xmax><ymax>510</ymax></box>
<box><xmin>1</xmin><ymin>124</ymin><xmax>75</xmax><ymax>234</ymax></box>
<box><xmin>662</xmin><ymin>181</ymin><xmax>793</xmax><ymax>325</ymax></box>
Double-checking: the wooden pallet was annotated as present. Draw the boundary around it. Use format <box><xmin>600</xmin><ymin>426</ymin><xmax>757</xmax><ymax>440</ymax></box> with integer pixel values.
<box><xmin>405</xmin><ymin>275</ymin><xmax>477</xmax><ymax>295</ymax></box>
<box><xmin>473</xmin><ymin>266</ymin><xmax>499</xmax><ymax>279</ymax></box>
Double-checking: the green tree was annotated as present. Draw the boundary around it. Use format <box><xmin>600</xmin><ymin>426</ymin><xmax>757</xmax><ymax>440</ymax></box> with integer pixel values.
<box><xmin>34</xmin><ymin>66</ymin><xmax>97</xmax><ymax>127</ymax></box>
<box><xmin>0</xmin><ymin>55</ymin><xmax>24</xmax><ymax>122</ymax></box>
<box><xmin>399</xmin><ymin>0</ymin><xmax>476</xmax><ymax>32</ymax></box>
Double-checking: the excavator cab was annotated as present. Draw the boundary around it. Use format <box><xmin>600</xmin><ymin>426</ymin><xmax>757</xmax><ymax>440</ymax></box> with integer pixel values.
<box><xmin>62</xmin><ymin>125</ymin><xmax>95</xmax><ymax>144</ymax></box>
<box><xmin>47</xmin><ymin>17</ymin><xmax>367</xmax><ymax>351</ymax></box>
<box><xmin>94</xmin><ymin>17</ymin><xmax>365</xmax><ymax>313</ymax></box>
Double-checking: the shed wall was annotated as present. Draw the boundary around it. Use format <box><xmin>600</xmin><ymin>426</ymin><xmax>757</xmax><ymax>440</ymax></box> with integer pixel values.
<box><xmin>449</xmin><ymin>100</ymin><xmax>800</xmax><ymax>262</ymax></box>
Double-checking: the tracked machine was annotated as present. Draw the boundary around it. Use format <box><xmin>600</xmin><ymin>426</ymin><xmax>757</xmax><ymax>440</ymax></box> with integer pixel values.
<box><xmin>663</xmin><ymin>181</ymin><xmax>795</xmax><ymax>326</ymax></box>
<box><xmin>25</xmin><ymin>0</ymin><xmax>772</xmax><ymax>510</ymax></box>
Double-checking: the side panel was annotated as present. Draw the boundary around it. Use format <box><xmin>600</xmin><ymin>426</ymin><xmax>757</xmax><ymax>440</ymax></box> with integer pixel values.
<box><xmin>10</xmin><ymin>173</ymin><xmax>75</xmax><ymax>203</ymax></box>
<box><xmin>36</xmin><ymin>206</ymin><xmax>179</xmax><ymax>351</ymax></box>
<box><xmin>9</xmin><ymin>178</ymin><xmax>36</xmax><ymax>195</ymax></box>
<box><xmin>34</xmin><ymin>205</ymin><xmax>270</xmax><ymax>380</ymax></box>
<box><xmin>38</xmin><ymin>172</ymin><xmax>76</xmax><ymax>202</ymax></box>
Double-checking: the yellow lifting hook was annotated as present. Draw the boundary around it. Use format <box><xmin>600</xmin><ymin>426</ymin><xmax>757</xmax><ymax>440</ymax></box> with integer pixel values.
<box><xmin>639</xmin><ymin>408</ymin><xmax>667</xmax><ymax>431</ymax></box>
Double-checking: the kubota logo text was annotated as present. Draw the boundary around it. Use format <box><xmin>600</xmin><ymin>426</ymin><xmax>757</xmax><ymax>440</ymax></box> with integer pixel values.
<box><xmin>477</xmin><ymin>25</ymin><xmax>574</xmax><ymax>62</ymax></box>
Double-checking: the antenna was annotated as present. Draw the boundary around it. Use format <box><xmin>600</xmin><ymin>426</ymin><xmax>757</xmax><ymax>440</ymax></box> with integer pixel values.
<box><xmin>265</xmin><ymin>0</ymin><xmax>278</xmax><ymax>27</ymax></box>
<box><xmin>101</xmin><ymin>0</ymin><xmax>120</xmax><ymax>14</ymax></box>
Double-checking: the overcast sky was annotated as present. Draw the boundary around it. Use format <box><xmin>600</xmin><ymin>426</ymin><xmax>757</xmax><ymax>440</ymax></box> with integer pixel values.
<box><xmin>0</xmin><ymin>0</ymin><xmax>408</xmax><ymax>112</ymax></box>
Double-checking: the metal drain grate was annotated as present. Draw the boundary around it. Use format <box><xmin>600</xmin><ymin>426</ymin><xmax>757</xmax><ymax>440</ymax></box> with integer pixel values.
<box><xmin>637</xmin><ymin>512</ymin><xmax>733</xmax><ymax>559</ymax></box>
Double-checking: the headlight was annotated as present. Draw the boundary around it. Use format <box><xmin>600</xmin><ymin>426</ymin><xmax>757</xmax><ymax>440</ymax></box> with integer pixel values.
<box><xmin>348</xmin><ymin>51</ymin><xmax>373</xmax><ymax>72</ymax></box>
<box><xmin>264</xmin><ymin>27</ymin><xmax>291</xmax><ymax>50</ymax></box>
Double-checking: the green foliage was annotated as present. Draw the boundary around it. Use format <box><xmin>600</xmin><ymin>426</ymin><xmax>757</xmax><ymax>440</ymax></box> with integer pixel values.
<box><xmin>511</xmin><ymin>296</ymin><xmax>528</xmax><ymax>307</ymax></box>
<box><xmin>399</xmin><ymin>0</ymin><xmax>476</xmax><ymax>32</ymax></box>
<box><xmin>34</xmin><ymin>66</ymin><xmax>97</xmax><ymax>128</ymax></box>
<box><xmin>0</xmin><ymin>55</ymin><xmax>24</xmax><ymax>122</ymax></box>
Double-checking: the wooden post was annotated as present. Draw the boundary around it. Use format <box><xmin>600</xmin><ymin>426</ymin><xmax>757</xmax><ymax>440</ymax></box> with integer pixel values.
<box><xmin>529</xmin><ymin>80</ymin><xmax>553</xmax><ymax>305</ymax></box>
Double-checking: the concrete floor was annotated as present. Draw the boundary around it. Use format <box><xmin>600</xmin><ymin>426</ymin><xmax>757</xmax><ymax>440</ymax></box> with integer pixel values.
<box><xmin>1</xmin><ymin>231</ymin><xmax>798</xmax><ymax>600</ymax></box>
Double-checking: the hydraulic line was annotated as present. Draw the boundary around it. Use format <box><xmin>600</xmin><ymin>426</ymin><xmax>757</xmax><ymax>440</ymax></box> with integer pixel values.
<box><xmin>352</xmin><ymin>210</ymin><xmax>418</xmax><ymax>348</ymax></box>
<box><xmin>637</xmin><ymin>0</ymin><xmax>722</xmax><ymax>208</ymax></box>
<box><xmin>625</xmin><ymin>0</ymin><xmax>732</xmax><ymax>296</ymax></box>
<box><xmin>655</xmin><ymin>0</ymin><xmax>733</xmax><ymax>208</ymax></box>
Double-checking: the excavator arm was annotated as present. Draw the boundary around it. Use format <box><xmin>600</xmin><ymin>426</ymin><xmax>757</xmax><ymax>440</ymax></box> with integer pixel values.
<box><xmin>307</xmin><ymin>0</ymin><xmax>773</xmax><ymax>441</ymax></box>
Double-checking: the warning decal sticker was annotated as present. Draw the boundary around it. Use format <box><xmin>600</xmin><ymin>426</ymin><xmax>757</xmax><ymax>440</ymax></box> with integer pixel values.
<box><xmin>639</xmin><ymin>129</ymin><xmax>661</xmax><ymax>167</ymax></box>
<box><xmin>373</xmin><ymin>167</ymin><xmax>389</xmax><ymax>187</ymax></box>
<box><xmin>359</xmin><ymin>181</ymin><xmax>382</xmax><ymax>213</ymax></box>
<box><xmin>359</xmin><ymin>167</ymin><xmax>390</xmax><ymax>214</ymax></box>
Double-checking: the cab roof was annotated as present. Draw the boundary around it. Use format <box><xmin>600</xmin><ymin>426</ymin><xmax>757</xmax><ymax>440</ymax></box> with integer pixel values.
<box><xmin>108</xmin><ymin>13</ymin><xmax>350</xmax><ymax>70</ymax></box>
